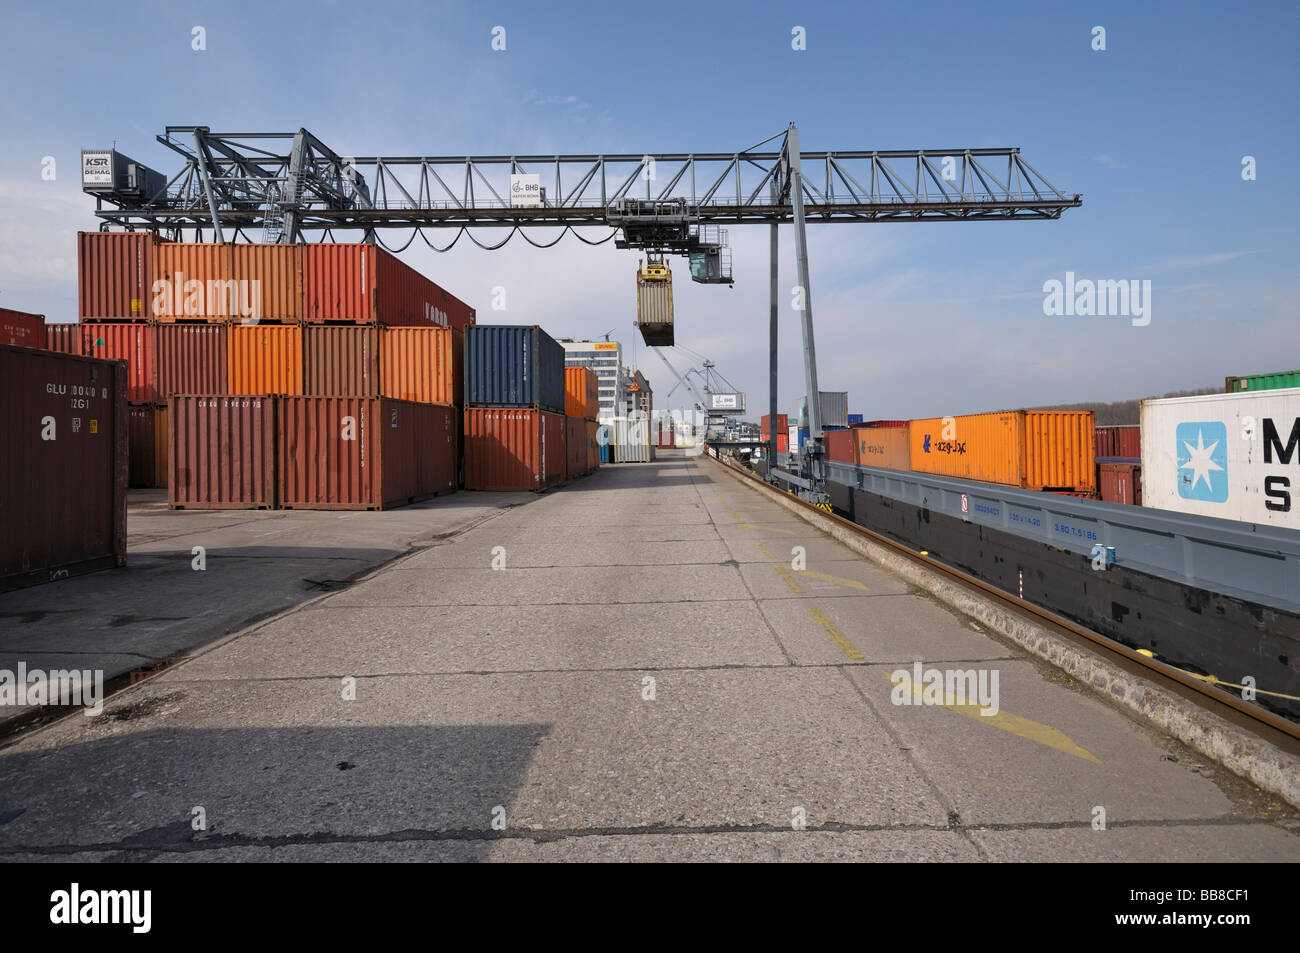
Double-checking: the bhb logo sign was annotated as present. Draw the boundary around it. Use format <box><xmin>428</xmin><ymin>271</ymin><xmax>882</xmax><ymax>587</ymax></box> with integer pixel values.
<box><xmin>1175</xmin><ymin>421</ymin><xmax>1228</xmax><ymax>503</ymax></box>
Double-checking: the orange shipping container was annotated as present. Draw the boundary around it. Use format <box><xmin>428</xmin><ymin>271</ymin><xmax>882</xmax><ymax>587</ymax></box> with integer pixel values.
<box><xmin>564</xmin><ymin>366</ymin><xmax>599</xmax><ymax>420</ymax></box>
<box><xmin>153</xmin><ymin>243</ymin><xmax>237</xmax><ymax>322</ymax></box>
<box><xmin>227</xmin><ymin>325</ymin><xmax>303</xmax><ymax>395</ymax></box>
<box><xmin>854</xmin><ymin>426</ymin><xmax>910</xmax><ymax>470</ymax></box>
<box><xmin>78</xmin><ymin>231</ymin><xmax>159</xmax><ymax>321</ymax></box>
<box><xmin>379</xmin><ymin>326</ymin><xmax>461</xmax><ymax>405</ymax></box>
<box><xmin>464</xmin><ymin>407</ymin><xmax>565</xmax><ymax>491</ymax></box>
<box><xmin>232</xmin><ymin>244</ymin><xmax>303</xmax><ymax>322</ymax></box>
<box><xmin>908</xmin><ymin>411</ymin><xmax>1095</xmax><ymax>492</ymax></box>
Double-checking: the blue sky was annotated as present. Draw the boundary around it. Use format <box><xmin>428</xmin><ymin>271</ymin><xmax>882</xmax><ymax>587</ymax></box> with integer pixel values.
<box><xmin>1</xmin><ymin>0</ymin><xmax>1296</xmax><ymax>419</ymax></box>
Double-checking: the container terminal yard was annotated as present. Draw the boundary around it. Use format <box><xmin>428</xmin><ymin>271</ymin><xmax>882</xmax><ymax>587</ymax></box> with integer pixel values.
<box><xmin>1</xmin><ymin>4</ymin><xmax>1298</xmax><ymax>927</ymax></box>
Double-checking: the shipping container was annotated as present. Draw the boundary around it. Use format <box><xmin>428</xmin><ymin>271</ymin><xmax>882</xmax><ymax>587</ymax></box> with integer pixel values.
<box><xmin>1</xmin><ymin>346</ymin><xmax>127</xmax><ymax>590</ymax></box>
<box><xmin>798</xmin><ymin>392</ymin><xmax>850</xmax><ymax>429</ymax></box>
<box><xmin>598</xmin><ymin>424</ymin><xmax>614</xmax><ymax>464</ymax></box>
<box><xmin>278</xmin><ymin>397</ymin><xmax>457</xmax><ymax>509</ymax></box>
<box><xmin>464</xmin><ymin>325</ymin><xmax>566</xmax><ymax>413</ymax></box>
<box><xmin>1099</xmin><ymin>461</ymin><xmax>1142</xmax><ymax>506</ymax></box>
<box><xmin>169</xmin><ymin>395</ymin><xmax>278</xmax><ymax>509</ymax></box>
<box><xmin>760</xmin><ymin>413</ymin><xmax>789</xmax><ymax>437</ymax></box>
<box><xmin>852</xmin><ymin>419</ymin><xmax>908</xmax><ymax>429</ymax></box>
<box><xmin>1225</xmin><ymin>370</ymin><xmax>1300</xmax><ymax>393</ymax></box>
<box><xmin>854</xmin><ymin>425</ymin><xmax>910</xmax><ymax>470</ymax></box>
<box><xmin>464</xmin><ymin>407</ymin><xmax>565</xmax><ymax>490</ymax></box>
<box><xmin>153</xmin><ymin>243</ymin><xmax>238</xmax><ymax>322</ymax></box>
<box><xmin>565</xmin><ymin>366</ymin><xmax>600</xmax><ymax>420</ymax></box>
<box><xmin>1094</xmin><ymin>424</ymin><xmax>1140</xmax><ymax>459</ymax></box>
<box><xmin>155</xmin><ymin>324</ymin><xmax>227</xmax><ymax>399</ymax></box>
<box><xmin>379</xmin><ymin>326</ymin><xmax>461</xmax><ymax>406</ymax></box>
<box><xmin>825</xmin><ymin>428</ymin><xmax>856</xmax><ymax>463</ymax></box>
<box><xmin>302</xmin><ymin>244</ymin><xmax>476</xmax><ymax>329</ymax></box>
<box><xmin>232</xmin><ymin>243</ymin><xmax>303</xmax><ymax>322</ymax></box>
<box><xmin>1140</xmin><ymin>388</ymin><xmax>1300</xmax><ymax>528</ymax></box>
<box><xmin>613</xmin><ymin>415</ymin><xmax>651</xmax><ymax>463</ymax></box>
<box><xmin>227</xmin><ymin>324</ymin><xmax>304</xmax><ymax>395</ymax></box>
<box><xmin>45</xmin><ymin>322</ymin><xmax>83</xmax><ymax>355</ymax></box>
<box><xmin>586</xmin><ymin>419</ymin><xmax>600</xmax><ymax>471</ymax></box>
<box><xmin>0</xmin><ymin>308</ymin><xmax>45</xmax><ymax>348</ymax></box>
<box><xmin>655</xmin><ymin>414</ymin><xmax>676</xmax><ymax>449</ymax></box>
<box><xmin>81</xmin><ymin>322</ymin><xmax>156</xmax><ymax>403</ymax></box>
<box><xmin>847</xmin><ymin>413</ymin><xmax>864</xmax><ymax>425</ymax></box>
<box><xmin>908</xmin><ymin>411</ymin><xmax>1095</xmax><ymax>492</ymax></box>
<box><xmin>635</xmin><ymin>261</ymin><xmax>674</xmax><ymax>346</ymax></box>
<box><xmin>77</xmin><ymin>231</ymin><xmax>159</xmax><ymax>321</ymax></box>
<box><xmin>565</xmin><ymin>415</ymin><xmax>587</xmax><ymax>479</ymax></box>
<box><xmin>303</xmin><ymin>325</ymin><xmax>380</xmax><ymax>396</ymax></box>
<box><xmin>127</xmin><ymin>404</ymin><xmax>168</xmax><ymax>488</ymax></box>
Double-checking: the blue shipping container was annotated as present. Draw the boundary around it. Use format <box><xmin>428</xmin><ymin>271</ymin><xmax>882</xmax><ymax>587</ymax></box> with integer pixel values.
<box><xmin>847</xmin><ymin>414</ymin><xmax>863</xmax><ymax>425</ymax></box>
<box><xmin>598</xmin><ymin>424</ymin><xmax>614</xmax><ymax>463</ymax></box>
<box><xmin>464</xmin><ymin>325</ymin><xmax>565</xmax><ymax>413</ymax></box>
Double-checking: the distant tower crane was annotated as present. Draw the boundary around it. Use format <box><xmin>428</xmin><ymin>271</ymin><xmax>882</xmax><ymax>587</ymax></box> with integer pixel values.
<box><xmin>80</xmin><ymin>124</ymin><xmax>1081</xmax><ymax>502</ymax></box>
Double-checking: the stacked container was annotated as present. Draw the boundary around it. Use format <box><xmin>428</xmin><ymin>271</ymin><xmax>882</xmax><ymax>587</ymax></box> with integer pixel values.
<box><xmin>463</xmin><ymin>326</ymin><xmax>568</xmax><ymax>490</ymax></box>
<box><xmin>1</xmin><ymin>308</ymin><xmax>45</xmax><ymax>348</ymax></box>
<box><xmin>760</xmin><ymin>413</ymin><xmax>789</xmax><ymax>454</ymax></box>
<box><xmin>564</xmin><ymin>366</ymin><xmax>600</xmax><ymax>479</ymax></box>
<box><xmin>907</xmin><ymin>411</ymin><xmax>1095</xmax><ymax>492</ymax></box>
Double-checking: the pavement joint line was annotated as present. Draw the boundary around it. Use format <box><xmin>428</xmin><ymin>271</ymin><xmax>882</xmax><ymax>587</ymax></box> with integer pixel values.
<box><xmin>710</xmin><ymin>454</ymin><xmax>1300</xmax><ymax>810</ymax></box>
<box><xmin>5</xmin><ymin>816</ymin><xmax>1289</xmax><ymax>857</ymax></box>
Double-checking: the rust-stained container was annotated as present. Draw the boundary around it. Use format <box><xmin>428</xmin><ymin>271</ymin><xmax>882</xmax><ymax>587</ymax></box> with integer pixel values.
<box><xmin>78</xmin><ymin>231</ymin><xmax>159</xmax><ymax>322</ymax></box>
<box><xmin>908</xmin><ymin>411</ymin><xmax>1095</xmax><ymax>492</ymax></box>
<box><xmin>82</xmin><ymin>322</ymin><xmax>156</xmax><ymax>402</ymax></box>
<box><xmin>586</xmin><ymin>419</ymin><xmax>599</xmax><ymax>471</ymax></box>
<box><xmin>854</xmin><ymin>425</ymin><xmax>910</xmax><ymax>470</ymax></box>
<box><xmin>303</xmin><ymin>244</ymin><xmax>476</xmax><ymax>328</ymax></box>
<box><xmin>564</xmin><ymin>366</ymin><xmax>600</xmax><ymax>420</ymax></box>
<box><xmin>825</xmin><ymin>428</ymin><xmax>855</xmax><ymax>463</ymax></box>
<box><xmin>852</xmin><ymin>419</ymin><xmax>909</xmax><ymax>429</ymax></box>
<box><xmin>127</xmin><ymin>404</ymin><xmax>169</xmax><ymax>488</ymax></box>
<box><xmin>303</xmin><ymin>325</ymin><xmax>380</xmax><ymax>396</ymax></box>
<box><xmin>1099</xmin><ymin>461</ymin><xmax>1142</xmax><ymax>506</ymax></box>
<box><xmin>1</xmin><ymin>345</ymin><xmax>128</xmax><ymax>591</ymax></box>
<box><xmin>153</xmin><ymin>243</ymin><xmax>238</xmax><ymax>322</ymax></box>
<box><xmin>1094</xmin><ymin>424</ymin><xmax>1140</xmax><ymax>459</ymax></box>
<box><xmin>227</xmin><ymin>324</ymin><xmax>303</xmax><ymax>395</ymax></box>
<box><xmin>155</xmin><ymin>324</ymin><xmax>227</xmax><ymax>399</ymax></box>
<box><xmin>231</xmin><ymin>243</ymin><xmax>303</xmax><ymax>322</ymax></box>
<box><xmin>464</xmin><ymin>407</ymin><xmax>565</xmax><ymax>491</ymax></box>
<box><xmin>45</xmin><ymin>322</ymin><xmax>83</xmax><ymax>355</ymax></box>
<box><xmin>0</xmin><ymin>308</ymin><xmax>45</xmax><ymax>348</ymax></box>
<box><xmin>379</xmin><ymin>326</ymin><xmax>461</xmax><ymax>405</ymax></box>
<box><xmin>565</xmin><ymin>415</ymin><xmax>587</xmax><ymax>478</ymax></box>
<box><xmin>169</xmin><ymin>395</ymin><xmax>278</xmax><ymax>509</ymax></box>
<box><xmin>277</xmin><ymin>397</ymin><xmax>456</xmax><ymax>509</ymax></box>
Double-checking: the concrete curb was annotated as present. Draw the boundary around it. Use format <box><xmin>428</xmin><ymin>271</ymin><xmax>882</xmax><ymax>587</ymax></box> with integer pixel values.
<box><xmin>709</xmin><ymin>455</ymin><xmax>1300</xmax><ymax>809</ymax></box>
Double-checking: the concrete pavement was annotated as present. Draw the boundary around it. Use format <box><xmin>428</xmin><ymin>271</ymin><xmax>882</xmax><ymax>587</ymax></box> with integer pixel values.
<box><xmin>1</xmin><ymin>450</ymin><xmax>1297</xmax><ymax>861</ymax></box>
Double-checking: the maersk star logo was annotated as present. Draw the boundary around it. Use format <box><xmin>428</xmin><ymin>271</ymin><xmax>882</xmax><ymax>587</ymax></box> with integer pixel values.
<box><xmin>1175</xmin><ymin>421</ymin><xmax>1228</xmax><ymax>503</ymax></box>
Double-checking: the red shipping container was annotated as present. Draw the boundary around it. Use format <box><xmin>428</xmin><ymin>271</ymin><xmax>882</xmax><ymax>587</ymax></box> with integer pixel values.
<box><xmin>278</xmin><ymin>397</ymin><xmax>456</xmax><ymax>509</ymax></box>
<box><xmin>78</xmin><ymin>231</ymin><xmax>160</xmax><ymax>321</ymax></box>
<box><xmin>128</xmin><ymin>404</ymin><xmax>168</xmax><ymax>488</ymax></box>
<box><xmin>82</xmin><ymin>323</ymin><xmax>156</xmax><ymax>403</ymax></box>
<box><xmin>45</xmin><ymin>323</ymin><xmax>83</xmax><ymax>355</ymax></box>
<box><xmin>852</xmin><ymin>419</ymin><xmax>908</xmax><ymax>428</ymax></box>
<box><xmin>565</xmin><ymin>415</ymin><xmax>587</xmax><ymax>479</ymax></box>
<box><xmin>464</xmin><ymin>407</ymin><xmax>565</xmax><ymax>491</ymax></box>
<box><xmin>586</xmin><ymin>419</ymin><xmax>599</xmax><ymax>471</ymax></box>
<box><xmin>1094</xmin><ymin>427</ymin><xmax>1113</xmax><ymax>458</ymax></box>
<box><xmin>303</xmin><ymin>244</ymin><xmax>477</xmax><ymax>329</ymax></box>
<box><xmin>169</xmin><ymin>396</ymin><xmax>278</xmax><ymax>509</ymax></box>
<box><xmin>0</xmin><ymin>308</ymin><xmax>45</xmax><ymax>348</ymax></box>
<box><xmin>2</xmin><ymin>345</ymin><xmax>128</xmax><ymax>591</ymax></box>
<box><xmin>1095</xmin><ymin>425</ymin><xmax>1140</xmax><ymax>459</ymax></box>
<box><xmin>303</xmin><ymin>325</ymin><xmax>381</xmax><ymax>396</ymax></box>
<box><xmin>824</xmin><ymin>428</ymin><xmax>856</xmax><ymax>463</ymax></box>
<box><xmin>760</xmin><ymin>413</ymin><xmax>788</xmax><ymax>439</ymax></box>
<box><xmin>1099</xmin><ymin>461</ymin><xmax>1142</xmax><ymax>505</ymax></box>
<box><xmin>155</xmin><ymin>324</ymin><xmax>227</xmax><ymax>399</ymax></box>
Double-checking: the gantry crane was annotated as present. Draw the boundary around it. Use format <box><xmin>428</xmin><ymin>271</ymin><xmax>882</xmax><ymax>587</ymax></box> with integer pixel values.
<box><xmin>80</xmin><ymin>124</ymin><xmax>1081</xmax><ymax>501</ymax></box>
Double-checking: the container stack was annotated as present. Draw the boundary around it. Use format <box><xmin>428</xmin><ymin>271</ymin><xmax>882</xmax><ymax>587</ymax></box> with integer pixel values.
<box><xmin>463</xmin><ymin>325</ymin><xmax>567</xmax><ymax>491</ymax></box>
<box><xmin>564</xmin><ymin>366</ymin><xmax>601</xmax><ymax>479</ymax></box>
<box><xmin>73</xmin><ymin>232</ymin><xmax>474</xmax><ymax>508</ymax></box>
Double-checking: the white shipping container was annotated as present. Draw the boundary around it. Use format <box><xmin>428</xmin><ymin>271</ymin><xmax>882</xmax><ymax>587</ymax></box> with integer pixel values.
<box><xmin>613</xmin><ymin>415</ymin><xmax>652</xmax><ymax>463</ymax></box>
<box><xmin>798</xmin><ymin>392</ymin><xmax>849</xmax><ymax>429</ymax></box>
<box><xmin>1140</xmin><ymin>387</ymin><xmax>1300</xmax><ymax>529</ymax></box>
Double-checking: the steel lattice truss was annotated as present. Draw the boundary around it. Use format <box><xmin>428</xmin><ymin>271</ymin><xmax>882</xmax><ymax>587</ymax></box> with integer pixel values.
<box><xmin>89</xmin><ymin>126</ymin><xmax>1081</xmax><ymax>244</ymax></box>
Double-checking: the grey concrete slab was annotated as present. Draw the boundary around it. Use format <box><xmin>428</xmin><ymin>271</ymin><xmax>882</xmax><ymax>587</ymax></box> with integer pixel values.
<box><xmin>721</xmin><ymin>536</ymin><xmax>864</xmax><ymax>565</ymax></box>
<box><xmin>970</xmin><ymin>823</ymin><xmax>1300</xmax><ymax>862</ymax></box>
<box><xmin>402</xmin><ymin>538</ymin><xmax>734</xmax><ymax>570</ymax></box>
<box><xmin>737</xmin><ymin>560</ymin><xmax>913</xmax><ymax>600</ymax></box>
<box><xmin>505</xmin><ymin>524</ymin><xmax>723</xmax><ymax>544</ymax></box>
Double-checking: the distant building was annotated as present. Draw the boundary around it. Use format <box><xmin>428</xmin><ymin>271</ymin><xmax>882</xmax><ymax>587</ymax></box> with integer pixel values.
<box><xmin>631</xmin><ymin>370</ymin><xmax>652</xmax><ymax>416</ymax></box>
<box><xmin>561</xmin><ymin>340</ymin><xmax>621</xmax><ymax>422</ymax></box>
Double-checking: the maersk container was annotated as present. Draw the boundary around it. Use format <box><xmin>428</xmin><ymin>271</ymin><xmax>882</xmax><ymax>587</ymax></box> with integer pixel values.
<box><xmin>77</xmin><ymin>231</ymin><xmax>160</xmax><ymax>321</ymax></box>
<box><xmin>854</xmin><ymin>425</ymin><xmax>910</xmax><ymax>470</ymax></box>
<box><xmin>798</xmin><ymin>392</ymin><xmax>849</xmax><ymax>429</ymax></box>
<box><xmin>156</xmin><ymin>324</ymin><xmax>227</xmax><ymax>399</ymax></box>
<box><xmin>46</xmin><ymin>323</ymin><xmax>83</xmax><ymax>355</ymax></box>
<box><xmin>127</xmin><ymin>404</ymin><xmax>168</xmax><ymax>488</ymax></box>
<box><xmin>1225</xmin><ymin>370</ymin><xmax>1300</xmax><ymax>393</ymax></box>
<box><xmin>0</xmin><ymin>308</ymin><xmax>45</xmax><ymax>348</ymax></box>
<box><xmin>566</xmin><ymin>415</ymin><xmax>587</xmax><ymax>479</ymax></box>
<box><xmin>908</xmin><ymin>411</ymin><xmax>1095</xmax><ymax>492</ymax></box>
<box><xmin>303</xmin><ymin>325</ymin><xmax>380</xmax><ymax>397</ymax></box>
<box><xmin>464</xmin><ymin>325</ymin><xmax>565</xmax><ymax>413</ymax></box>
<box><xmin>464</xmin><ymin>407</ymin><xmax>565</xmax><ymax>490</ymax></box>
<box><xmin>1</xmin><ymin>346</ymin><xmax>128</xmax><ymax>590</ymax></box>
<box><xmin>169</xmin><ymin>395</ymin><xmax>278</xmax><ymax>509</ymax></box>
<box><xmin>1140</xmin><ymin>388</ymin><xmax>1300</xmax><ymax>528</ymax></box>
<box><xmin>82</xmin><ymin>322</ymin><xmax>156</xmax><ymax>403</ymax></box>
<box><xmin>278</xmin><ymin>397</ymin><xmax>457</xmax><ymax>510</ymax></box>
<box><xmin>380</xmin><ymin>326</ymin><xmax>462</xmax><ymax>406</ymax></box>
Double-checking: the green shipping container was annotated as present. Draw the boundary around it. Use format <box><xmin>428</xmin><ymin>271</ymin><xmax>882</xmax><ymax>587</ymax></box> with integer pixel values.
<box><xmin>1225</xmin><ymin>370</ymin><xmax>1300</xmax><ymax>393</ymax></box>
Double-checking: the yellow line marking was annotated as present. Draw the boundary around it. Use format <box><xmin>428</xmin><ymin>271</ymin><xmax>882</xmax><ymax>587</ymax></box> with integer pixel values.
<box><xmin>887</xmin><ymin>672</ymin><xmax>1101</xmax><ymax>764</ymax></box>
<box><xmin>753</xmin><ymin>541</ymin><xmax>776</xmax><ymax>559</ymax></box>
<box><xmin>808</xmin><ymin>607</ymin><xmax>864</xmax><ymax>660</ymax></box>
<box><xmin>793</xmin><ymin>569</ymin><xmax>871</xmax><ymax>593</ymax></box>
<box><xmin>742</xmin><ymin>523</ymin><xmax>795</xmax><ymax>534</ymax></box>
<box><xmin>773</xmin><ymin>564</ymin><xmax>805</xmax><ymax>594</ymax></box>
